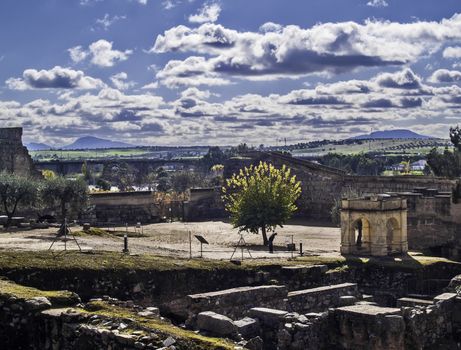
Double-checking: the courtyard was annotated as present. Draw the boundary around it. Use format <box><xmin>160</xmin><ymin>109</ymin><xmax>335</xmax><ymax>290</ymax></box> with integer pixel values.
<box><xmin>0</xmin><ymin>220</ymin><xmax>341</xmax><ymax>260</ymax></box>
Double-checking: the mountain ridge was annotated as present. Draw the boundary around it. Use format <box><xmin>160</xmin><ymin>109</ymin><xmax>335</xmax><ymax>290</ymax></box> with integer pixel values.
<box><xmin>62</xmin><ymin>136</ymin><xmax>133</xmax><ymax>150</ymax></box>
<box><xmin>350</xmin><ymin>129</ymin><xmax>432</xmax><ymax>140</ymax></box>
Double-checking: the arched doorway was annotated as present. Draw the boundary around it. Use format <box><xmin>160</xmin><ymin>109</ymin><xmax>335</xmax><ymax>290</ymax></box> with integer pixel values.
<box><xmin>352</xmin><ymin>218</ymin><xmax>370</xmax><ymax>253</ymax></box>
<box><xmin>386</xmin><ymin>218</ymin><xmax>400</xmax><ymax>254</ymax></box>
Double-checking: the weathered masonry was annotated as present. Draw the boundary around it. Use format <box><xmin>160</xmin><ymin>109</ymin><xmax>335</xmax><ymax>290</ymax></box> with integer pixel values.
<box><xmin>340</xmin><ymin>195</ymin><xmax>408</xmax><ymax>256</ymax></box>
<box><xmin>0</xmin><ymin>127</ymin><xmax>40</xmax><ymax>178</ymax></box>
<box><xmin>223</xmin><ymin>151</ymin><xmax>461</xmax><ymax>250</ymax></box>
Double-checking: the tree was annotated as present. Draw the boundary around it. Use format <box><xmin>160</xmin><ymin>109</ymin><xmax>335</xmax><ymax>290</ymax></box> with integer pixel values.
<box><xmin>450</xmin><ymin>126</ymin><xmax>461</xmax><ymax>151</ymax></box>
<box><xmin>171</xmin><ymin>171</ymin><xmax>200</xmax><ymax>193</ymax></box>
<box><xmin>0</xmin><ymin>172</ymin><xmax>39</xmax><ymax>228</ymax></box>
<box><xmin>201</xmin><ymin>146</ymin><xmax>227</xmax><ymax>170</ymax></box>
<box><xmin>222</xmin><ymin>162</ymin><xmax>301</xmax><ymax>245</ymax></box>
<box><xmin>81</xmin><ymin>161</ymin><xmax>93</xmax><ymax>184</ymax></box>
<box><xmin>41</xmin><ymin>177</ymin><xmax>88</xmax><ymax>220</ymax></box>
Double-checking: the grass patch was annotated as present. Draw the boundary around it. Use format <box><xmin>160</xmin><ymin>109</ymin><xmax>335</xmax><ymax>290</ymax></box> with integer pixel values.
<box><xmin>0</xmin><ymin>250</ymin><xmax>457</xmax><ymax>274</ymax></box>
<box><xmin>73</xmin><ymin>227</ymin><xmax>112</xmax><ymax>237</ymax></box>
<box><xmin>0</xmin><ymin>250</ymin><xmax>346</xmax><ymax>272</ymax></box>
<box><xmin>84</xmin><ymin>301</ymin><xmax>235</xmax><ymax>350</ymax></box>
<box><xmin>313</xmin><ymin>253</ymin><xmax>461</xmax><ymax>271</ymax></box>
<box><xmin>0</xmin><ymin>278</ymin><xmax>77</xmax><ymax>305</ymax></box>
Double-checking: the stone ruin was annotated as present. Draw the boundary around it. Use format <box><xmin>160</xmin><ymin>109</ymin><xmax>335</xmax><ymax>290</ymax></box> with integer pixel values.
<box><xmin>1</xmin><ymin>261</ymin><xmax>461</xmax><ymax>349</ymax></box>
<box><xmin>340</xmin><ymin>195</ymin><xmax>408</xmax><ymax>256</ymax></box>
<box><xmin>159</xmin><ymin>265</ymin><xmax>461</xmax><ymax>350</ymax></box>
<box><xmin>0</xmin><ymin>127</ymin><xmax>40</xmax><ymax>178</ymax></box>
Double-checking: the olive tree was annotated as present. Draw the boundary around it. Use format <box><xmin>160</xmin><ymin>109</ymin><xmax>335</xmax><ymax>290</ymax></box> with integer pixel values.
<box><xmin>41</xmin><ymin>176</ymin><xmax>88</xmax><ymax>220</ymax></box>
<box><xmin>222</xmin><ymin>161</ymin><xmax>301</xmax><ymax>245</ymax></box>
<box><xmin>0</xmin><ymin>172</ymin><xmax>38</xmax><ymax>228</ymax></box>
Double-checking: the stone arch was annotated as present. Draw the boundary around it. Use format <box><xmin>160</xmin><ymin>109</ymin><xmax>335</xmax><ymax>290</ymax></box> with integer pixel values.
<box><xmin>386</xmin><ymin>217</ymin><xmax>401</xmax><ymax>254</ymax></box>
<box><xmin>351</xmin><ymin>217</ymin><xmax>371</xmax><ymax>253</ymax></box>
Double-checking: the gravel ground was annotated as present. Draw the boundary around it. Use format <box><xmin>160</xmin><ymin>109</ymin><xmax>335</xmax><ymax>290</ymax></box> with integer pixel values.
<box><xmin>0</xmin><ymin>220</ymin><xmax>341</xmax><ymax>260</ymax></box>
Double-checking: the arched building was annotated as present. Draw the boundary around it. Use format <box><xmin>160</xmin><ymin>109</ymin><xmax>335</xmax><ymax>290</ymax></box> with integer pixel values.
<box><xmin>340</xmin><ymin>195</ymin><xmax>408</xmax><ymax>256</ymax></box>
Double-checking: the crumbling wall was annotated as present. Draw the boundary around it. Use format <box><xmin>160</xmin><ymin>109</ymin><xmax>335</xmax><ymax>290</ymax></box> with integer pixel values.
<box><xmin>0</xmin><ymin>127</ymin><xmax>40</xmax><ymax>178</ymax></box>
<box><xmin>87</xmin><ymin>191</ymin><xmax>159</xmax><ymax>224</ymax></box>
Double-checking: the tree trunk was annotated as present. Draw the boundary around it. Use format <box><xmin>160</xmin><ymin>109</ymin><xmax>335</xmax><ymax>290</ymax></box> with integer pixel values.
<box><xmin>5</xmin><ymin>215</ymin><xmax>12</xmax><ymax>229</ymax></box>
<box><xmin>61</xmin><ymin>201</ymin><xmax>67</xmax><ymax>221</ymax></box>
<box><xmin>261</xmin><ymin>226</ymin><xmax>268</xmax><ymax>246</ymax></box>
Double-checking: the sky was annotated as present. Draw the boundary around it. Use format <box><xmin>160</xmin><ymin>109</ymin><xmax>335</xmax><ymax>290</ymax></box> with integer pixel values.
<box><xmin>1</xmin><ymin>0</ymin><xmax>461</xmax><ymax>147</ymax></box>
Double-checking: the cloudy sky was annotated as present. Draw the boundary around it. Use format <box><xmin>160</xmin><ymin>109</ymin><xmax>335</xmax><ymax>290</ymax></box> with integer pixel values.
<box><xmin>1</xmin><ymin>0</ymin><xmax>461</xmax><ymax>146</ymax></box>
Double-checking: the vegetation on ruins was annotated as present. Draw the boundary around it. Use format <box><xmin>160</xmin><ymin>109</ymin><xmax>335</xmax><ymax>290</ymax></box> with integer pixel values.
<box><xmin>0</xmin><ymin>172</ymin><xmax>39</xmax><ymax>228</ymax></box>
<box><xmin>222</xmin><ymin>161</ymin><xmax>301</xmax><ymax>245</ymax></box>
<box><xmin>41</xmin><ymin>176</ymin><xmax>88</xmax><ymax>220</ymax></box>
<box><xmin>427</xmin><ymin>126</ymin><xmax>461</xmax><ymax>180</ymax></box>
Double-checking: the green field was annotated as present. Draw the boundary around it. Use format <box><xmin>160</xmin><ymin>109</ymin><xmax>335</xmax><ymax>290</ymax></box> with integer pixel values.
<box><xmin>30</xmin><ymin>147</ymin><xmax>207</xmax><ymax>161</ymax></box>
<box><xmin>288</xmin><ymin>138</ymin><xmax>450</xmax><ymax>157</ymax></box>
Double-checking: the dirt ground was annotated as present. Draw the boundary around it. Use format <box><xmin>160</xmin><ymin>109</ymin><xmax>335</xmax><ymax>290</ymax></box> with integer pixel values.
<box><xmin>0</xmin><ymin>220</ymin><xmax>341</xmax><ymax>260</ymax></box>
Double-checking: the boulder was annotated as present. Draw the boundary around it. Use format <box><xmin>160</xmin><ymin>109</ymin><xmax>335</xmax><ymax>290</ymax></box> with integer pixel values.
<box><xmin>197</xmin><ymin>311</ymin><xmax>237</xmax><ymax>337</ymax></box>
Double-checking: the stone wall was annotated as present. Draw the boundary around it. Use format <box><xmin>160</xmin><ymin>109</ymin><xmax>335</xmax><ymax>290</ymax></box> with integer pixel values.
<box><xmin>287</xmin><ymin>283</ymin><xmax>360</xmax><ymax>313</ymax></box>
<box><xmin>0</xmin><ymin>127</ymin><xmax>40</xmax><ymax>178</ymax></box>
<box><xmin>222</xmin><ymin>151</ymin><xmax>461</xmax><ymax>251</ymax></box>
<box><xmin>87</xmin><ymin>191</ymin><xmax>159</xmax><ymax>224</ymax></box>
<box><xmin>0</xmin><ymin>279</ymin><xmax>231</xmax><ymax>350</ymax></box>
<box><xmin>183</xmin><ymin>188</ymin><xmax>226</xmax><ymax>221</ymax></box>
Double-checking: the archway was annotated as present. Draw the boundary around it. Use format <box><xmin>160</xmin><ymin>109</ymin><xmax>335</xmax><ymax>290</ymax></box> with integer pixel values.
<box><xmin>352</xmin><ymin>218</ymin><xmax>370</xmax><ymax>253</ymax></box>
<box><xmin>386</xmin><ymin>218</ymin><xmax>400</xmax><ymax>254</ymax></box>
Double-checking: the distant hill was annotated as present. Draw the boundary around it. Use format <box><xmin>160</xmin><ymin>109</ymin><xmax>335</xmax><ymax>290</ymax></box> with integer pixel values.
<box><xmin>62</xmin><ymin>136</ymin><xmax>133</xmax><ymax>150</ymax></box>
<box><xmin>26</xmin><ymin>142</ymin><xmax>52</xmax><ymax>151</ymax></box>
<box><xmin>350</xmin><ymin>129</ymin><xmax>432</xmax><ymax>140</ymax></box>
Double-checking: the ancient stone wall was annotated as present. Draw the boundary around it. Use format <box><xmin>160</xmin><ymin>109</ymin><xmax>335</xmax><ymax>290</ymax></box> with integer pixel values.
<box><xmin>0</xmin><ymin>280</ymin><xmax>226</xmax><ymax>350</ymax></box>
<box><xmin>183</xmin><ymin>188</ymin><xmax>226</xmax><ymax>221</ymax></box>
<box><xmin>287</xmin><ymin>283</ymin><xmax>360</xmax><ymax>313</ymax></box>
<box><xmin>0</xmin><ymin>127</ymin><xmax>40</xmax><ymax>178</ymax></box>
<box><xmin>221</xmin><ymin>152</ymin><xmax>461</xmax><ymax>251</ymax></box>
<box><xmin>87</xmin><ymin>191</ymin><xmax>159</xmax><ymax>224</ymax></box>
<box><xmin>224</xmin><ymin>152</ymin><xmax>459</xmax><ymax>222</ymax></box>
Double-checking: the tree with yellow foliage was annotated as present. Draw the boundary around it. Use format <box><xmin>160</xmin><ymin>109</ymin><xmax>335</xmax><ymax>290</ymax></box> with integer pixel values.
<box><xmin>222</xmin><ymin>162</ymin><xmax>301</xmax><ymax>246</ymax></box>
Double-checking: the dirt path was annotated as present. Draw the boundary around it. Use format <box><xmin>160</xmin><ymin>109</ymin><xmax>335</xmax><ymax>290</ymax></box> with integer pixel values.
<box><xmin>0</xmin><ymin>220</ymin><xmax>341</xmax><ymax>260</ymax></box>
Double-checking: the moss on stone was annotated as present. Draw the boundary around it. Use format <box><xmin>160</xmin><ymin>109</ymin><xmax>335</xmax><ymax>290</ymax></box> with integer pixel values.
<box><xmin>83</xmin><ymin>301</ymin><xmax>236</xmax><ymax>350</ymax></box>
<box><xmin>0</xmin><ymin>279</ymin><xmax>78</xmax><ymax>306</ymax></box>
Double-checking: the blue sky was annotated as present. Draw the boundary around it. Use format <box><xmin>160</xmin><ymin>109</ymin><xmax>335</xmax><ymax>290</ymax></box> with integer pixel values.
<box><xmin>1</xmin><ymin>0</ymin><xmax>461</xmax><ymax>146</ymax></box>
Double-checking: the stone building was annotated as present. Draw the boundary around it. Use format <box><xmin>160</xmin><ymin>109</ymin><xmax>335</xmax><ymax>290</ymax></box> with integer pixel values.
<box><xmin>340</xmin><ymin>195</ymin><xmax>408</xmax><ymax>256</ymax></box>
<box><xmin>87</xmin><ymin>191</ymin><xmax>159</xmax><ymax>224</ymax></box>
<box><xmin>0</xmin><ymin>127</ymin><xmax>40</xmax><ymax>178</ymax></box>
<box><xmin>223</xmin><ymin>151</ymin><xmax>460</xmax><ymax>251</ymax></box>
<box><xmin>224</xmin><ymin>151</ymin><xmax>458</xmax><ymax>221</ymax></box>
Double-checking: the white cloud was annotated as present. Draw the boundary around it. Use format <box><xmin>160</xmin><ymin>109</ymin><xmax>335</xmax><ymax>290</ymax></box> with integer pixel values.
<box><xmin>156</xmin><ymin>56</ymin><xmax>231</xmax><ymax>88</ymax></box>
<box><xmin>94</xmin><ymin>14</ymin><xmax>126</xmax><ymax>31</ymax></box>
<box><xmin>367</xmin><ymin>0</ymin><xmax>388</xmax><ymax>8</ymax></box>
<box><xmin>110</xmin><ymin>72</ymin><xmax>136</xmax><ymax>90</ymax></box>
<box><xmin>141</xmin><ymin>82</ymin><xmax>159</xmax><ymax>89</ymax></box>
<box><xmin>259</xmin><ymin>22</ymin><xmax>283</xmax><ymax>33</ymax></box>
<box><xmin>6</xmin><ymin>66</ymin><xmax>105</xmax><ymax>90</ymax></box>
<box><xmin>443</xmin><ymin>46</ymin><xmax>461</xmax><ymax>59</ymax></box>
<box><xmin>89</xmin><ymin>40</ymin><xmax>132</xmax><ymax>67</ymax></box>
<box><xmin>3</xmin><ymin>67</ymin><xmax>461</xmax><ymax>145</ymax></box>
<box><xmin>189</xmin><ymin>2</ymin><xmax>221</xmax><ymax>23</ymax></box>
<box><xmin>428</xmin><ymin>69</ymin><xmax>461</xmax><ymax>83</ymax></box>
<box><xmin>68</xmin><ymin>46</ymin><xmax>88</xmax><ymax>63</ymax></box>
<box><xmin>151</xmin><ymin>15</ymin><xmax>461</xmax><ymax>84</ymax></box>
<box><xmin>162</xmin><ymin>0</ymin><xmax>178</xmax><ymax>10</ymax></box>
<box><xmin>69</xmin><ymin>40</ymin><xmax>132</xmax><ymax>67</ymax></box>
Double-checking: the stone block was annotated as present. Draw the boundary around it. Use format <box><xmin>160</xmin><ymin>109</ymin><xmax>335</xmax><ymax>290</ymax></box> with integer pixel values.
<box><xmin>397</xmin><ymin>297</ymin><xmax>433</xmax><ymax>308</ymax></box>
<box><xmin>249</xmin><ymin>307</ymin><xmax>288</xmax><ymax>327</ymax></box>
<box><xmin>234</xmin><ymin>317</ymin><xmax>260</xmax><ymax>339</ymax></box>
<box><xmin>197</xmin><ymin>311</ymin><xmax>237</xmax><ymax>337</ymax></box>
<box><xmin>339</xmin><ymin>295</ymin><xmax>357</xmax><ymax>306</ymax></box>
